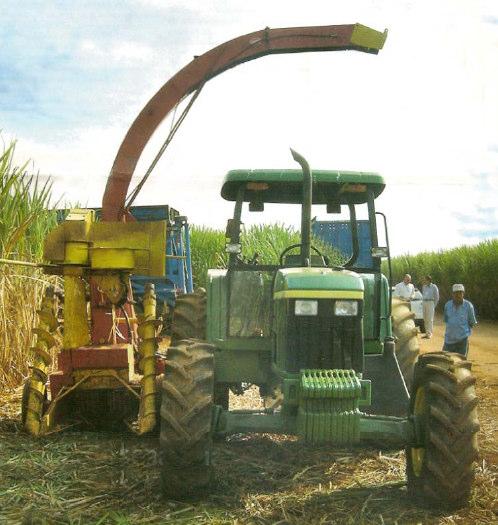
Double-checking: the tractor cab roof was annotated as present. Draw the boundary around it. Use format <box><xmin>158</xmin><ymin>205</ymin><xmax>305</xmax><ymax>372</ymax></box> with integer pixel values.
<box><xmin>221</xmin><ymin>170</ymin><xmax>385</xmax><ymax>205</ymax></box>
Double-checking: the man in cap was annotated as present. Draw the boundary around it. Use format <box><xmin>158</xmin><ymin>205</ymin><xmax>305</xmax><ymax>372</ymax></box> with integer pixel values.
<box><xmin>421</xmin><ymin>275</ymin><xmax>439</xmax><ymax>339</ymax></box>
<box><xmin>393</xmin><ymin>274</ymin><xmax>415</xmax><ymax>301</ymax></box>
<box><xmin>443</xmin><ymin>284</ymin><xmax>477</xmax><ymax>357</ymax></box>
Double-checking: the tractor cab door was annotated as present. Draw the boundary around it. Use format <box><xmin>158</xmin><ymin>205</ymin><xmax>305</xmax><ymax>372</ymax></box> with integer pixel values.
<box><xmin>227</xmin><ymin>270</ymin><xmax>273</xmax><ymax>338</ymax></box>
<box><xmin>207</xmin><ymin>268</ymin><xmax>274</xmax><ymax>385</ymax></box>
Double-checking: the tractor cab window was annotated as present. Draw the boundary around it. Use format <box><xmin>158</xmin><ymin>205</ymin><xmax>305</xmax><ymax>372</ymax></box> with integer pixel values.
<box><xmin>311</xmin><ymin>203</ymin><xmax>375</xmax><ymax>271</ymax></box>
<box><xmin>228</xmin><ymin>270</ymin><xmax>273</xmax><ymax>337</ymax></box>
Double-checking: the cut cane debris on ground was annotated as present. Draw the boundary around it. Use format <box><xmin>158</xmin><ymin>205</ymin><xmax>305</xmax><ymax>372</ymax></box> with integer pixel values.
<box><xmin>0</xmin><ymin>319</ymin><xmax>496</xmax><ymax>524</ymax></box>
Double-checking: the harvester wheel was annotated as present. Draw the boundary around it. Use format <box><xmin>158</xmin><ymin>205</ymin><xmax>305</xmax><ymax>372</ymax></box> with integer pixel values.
<box><xmin>159</xmin><ymin>339</ymin><xmax>215</xmax><ymax>498</ymax></box>
<box><xmin>171</xmin><ymin>290</ymin><xmax>207</xmax><ymax>344</ymax></box>
<box><xmin>406</xmin><ymin>352</ymin><xmax>479</xmax><ymax>509</ymax></box>
<box><xmin>391</xmin><ymin>298</ymin><xmax>419</xmax><ymax>390</ymax></box>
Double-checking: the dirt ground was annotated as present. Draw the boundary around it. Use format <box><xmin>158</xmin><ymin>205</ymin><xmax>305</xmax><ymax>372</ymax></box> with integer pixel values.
<box><xmin>423</xmin><ymin>315</ymin><xmax>498</xmax><ymax>383</ymax></box>
<box><xmin>0</xmin><ymin>315</ymin><xmax>496</xmax><ymax>525</ymax></box>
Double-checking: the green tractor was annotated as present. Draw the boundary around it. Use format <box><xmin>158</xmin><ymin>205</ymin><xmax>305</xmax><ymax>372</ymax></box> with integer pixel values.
<box><xmin>159</xmin><ymin>150</ymin><xmax>479</xmax><ymax>508</ymax></box>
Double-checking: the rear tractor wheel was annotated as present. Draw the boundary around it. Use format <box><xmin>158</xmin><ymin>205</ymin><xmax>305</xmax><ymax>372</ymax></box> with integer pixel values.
<box><xmin>159</xmin><ymin>339</ymin><xmax>215</xmax><ymax>498</ymax></box>
<box><xmin>406</xmin><ymin>352</ymin><xmax>479</xmax><ymax>509</ymax></box>
<box><xmin>391</xmin><ymin>298</ymin><xmax>420</xmax><ymax>390</ymax></box>
<box><xmin>171</xmin><ymin>289</ymin><xmax>207</xmax><ymax>344</ymax></box>
<box><xmin>414</xmin><ymin>318</ymin><xmax>426</xmax><ymax>334</ymax></box>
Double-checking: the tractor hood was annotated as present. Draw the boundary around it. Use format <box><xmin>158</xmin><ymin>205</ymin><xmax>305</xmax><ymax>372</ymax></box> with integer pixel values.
<box><xmin>274</xmin><ymin>267</ymin><xmax>364</xmax><ymax>300</ymax></box>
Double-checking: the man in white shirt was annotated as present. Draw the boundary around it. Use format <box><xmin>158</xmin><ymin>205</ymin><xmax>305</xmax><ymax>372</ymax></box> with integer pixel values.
<box><xmin>421</xmin><ymin>275</ymin><xmax>439</xmax><ymax>339</ymax></box>
<box><xmin>393</xmin><ymin>274</ymin><xmax>415</xmax><ymax>300</ymax></box>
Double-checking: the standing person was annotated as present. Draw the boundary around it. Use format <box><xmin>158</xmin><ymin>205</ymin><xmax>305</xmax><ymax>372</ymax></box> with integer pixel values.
<box><xmin>443</xmin><ymin>284</ymin><xmax>477</xmax><ymax>357</ymax></box>
<box><xmin>421</xmin><ymin>275</ymin><xmax>439</xmax><ymax>339</ymax></box>
<box><xmin>393</xmin><ymin>274</ymin><xmax>415</xmax><ymax>300</ymax></box>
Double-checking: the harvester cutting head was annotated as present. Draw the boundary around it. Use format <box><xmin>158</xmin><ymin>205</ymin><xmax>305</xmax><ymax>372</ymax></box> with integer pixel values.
<box><xmin>23</xmin><ymin>210</ymin><xmax>167</xmax><ymax>435</ymax></box>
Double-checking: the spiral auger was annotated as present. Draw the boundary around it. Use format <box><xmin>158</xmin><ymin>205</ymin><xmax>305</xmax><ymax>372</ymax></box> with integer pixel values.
<box><xmin>24</xmin><ymin>286</ymin><xmax>59</xmax><ymax>436</ymax></box>
<box><xmin>136</xmin><ymin>283</ymin><xmax>161</xmax><ymax>434</ymax></box>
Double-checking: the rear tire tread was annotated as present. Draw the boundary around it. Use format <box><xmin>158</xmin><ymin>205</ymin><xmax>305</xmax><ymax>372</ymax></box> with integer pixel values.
<box><xmin>406</xmin><ymin>352</ymin><xmax>479</xmax><ymax>509</ymax></box>
<box><xmin>391</xmin><ymin>298</ymin><xmax>420</xmax><ymax>390</ymax></box>
<box><xmin>171</xmin><ymin>292</ymin><xmax>207</xmax><ymax>344</ymax></box>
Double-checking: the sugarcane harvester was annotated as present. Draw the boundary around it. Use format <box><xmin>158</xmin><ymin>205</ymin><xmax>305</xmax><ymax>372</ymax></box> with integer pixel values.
<box><xmin>22</xmin><ymin>22</ymin><xmax>479</xmax><ymax>509</ymax></box>
<box><xmin>23</xmin><ymin>23</ymin><xmax>389</xmax><ymax>434</ymax></box>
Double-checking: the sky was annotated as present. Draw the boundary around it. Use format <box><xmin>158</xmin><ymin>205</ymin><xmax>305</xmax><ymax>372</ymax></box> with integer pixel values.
<box><xmin>1</xmin><ymin>0</ymin><xmax>497</xmax><ymax>256</ymax></box>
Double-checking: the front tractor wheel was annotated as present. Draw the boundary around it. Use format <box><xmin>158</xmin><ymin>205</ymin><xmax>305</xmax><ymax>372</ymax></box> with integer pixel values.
<box><xmin>406</xmin><ymin>352</ymin><xmax>479</xmax><ymax>509</ymax></box>
<box><xmin>170</xmin><ymin>290</ymin><xmax>230</xmax><ymax>408</ymax></box>
<box><xmin>159</xmin><ymin>339</ymin><xmax>215</xmax><ymax>498</ymax></box>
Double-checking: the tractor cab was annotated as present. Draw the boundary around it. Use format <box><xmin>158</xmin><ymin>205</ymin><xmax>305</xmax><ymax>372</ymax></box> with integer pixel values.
<box><xmin>205</xmin><ymin>151</ymin><xmax>406</xmax><ymax>427</ymax></box>
<box><xmin>217</xmin><ymin>160</ymin><xmax>391</xmax><ymax>349</ymax></box>
<box><xmin>221</xmin><ymin>166</ymin><xmax>386</xmax><ymax>271</ymax></box>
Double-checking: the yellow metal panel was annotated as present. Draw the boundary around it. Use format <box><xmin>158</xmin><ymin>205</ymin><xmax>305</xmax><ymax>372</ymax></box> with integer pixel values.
<box><xmin>44</xmin><ymin>210</ymin><xmax>166</xmax><ymax>276</ymax></box>
<box><xmin>64</xmin><ymin>242</ymin><xmax>89</xmax><ymax>265</ymax></box>
<box><xmin>274</xmin><ymin>290</ymin><xmax>364</xmax><ymax>300</ymax></box>
<box><xmin>90</xmin><ymin>248</ymin><xmax>135</xmax><ymax>270</ymax></box>
<box><xmin>65</xmin><ymin>209</ymin><xmax>95</xmax><ymax>224</ymax></box>
<box><xmin>350</xmin><ymin>23</ymin><xmax>388</xmax><ymax>50</ymax></box>
<box><xmin>44</xmin><ymin>222</ymin><xmax>85</xmax><ymax>263</ymax></box>
<box><xmin>90</xmin><ymin>221</ymin><xmax>166</xmax><ymax>276</ymax></box>
<box><xmin>63</xmin><ymin>269</ymin><xmax>90</xmax><ymax>349</ymax></box>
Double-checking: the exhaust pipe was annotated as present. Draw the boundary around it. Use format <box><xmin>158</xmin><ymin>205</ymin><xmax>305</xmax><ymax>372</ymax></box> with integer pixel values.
<box><xmin>290</xmin><ymin>148</ymin><xmax>312</xmax><ymax>267</ymax></box>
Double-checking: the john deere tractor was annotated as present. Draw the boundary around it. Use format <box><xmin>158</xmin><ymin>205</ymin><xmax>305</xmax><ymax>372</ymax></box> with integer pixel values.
<box><xmin>160</xmin><ymin>150</ymin><xmax>479</xmax><ymax>508</ymax></box>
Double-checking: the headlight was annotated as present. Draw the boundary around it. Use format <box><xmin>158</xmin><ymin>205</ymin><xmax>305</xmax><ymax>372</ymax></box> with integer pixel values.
<box><xmin>334</xmin><ymin>300</ymin><xmax>358</xmax><ymax>316</ymax></box>
<box><xmin>295</xmin><ymin>300</ymin><xmax>318</xmax><ymax>316</ymax></box>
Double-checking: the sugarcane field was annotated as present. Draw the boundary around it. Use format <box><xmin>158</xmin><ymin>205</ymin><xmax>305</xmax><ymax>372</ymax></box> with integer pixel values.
<box><xmin>1</xmin><ymin>2</ymin><xmax>497</xmax><ymax>525</ymax></box>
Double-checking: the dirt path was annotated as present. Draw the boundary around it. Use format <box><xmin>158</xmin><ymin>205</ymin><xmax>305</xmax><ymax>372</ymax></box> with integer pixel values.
<box><xmin>420</xmin><ymin>314</ymin><xmax>498</xmax><ymax>384</ymax></box>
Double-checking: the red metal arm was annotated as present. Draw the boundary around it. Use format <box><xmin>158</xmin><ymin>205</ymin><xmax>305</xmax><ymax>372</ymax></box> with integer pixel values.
<box><xmin>102</xmin><ymin>23</ymin><xmax>387</xmax><ymax>221</ymax></box>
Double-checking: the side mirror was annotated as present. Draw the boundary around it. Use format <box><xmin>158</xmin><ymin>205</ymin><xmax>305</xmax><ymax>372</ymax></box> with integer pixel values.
<box><xmin>371</xmin><ymin>246</ymin><xmax>389</xmax><ymax>258</ymax></box>
<box><xmin>326</xmin><ymin>201</ymin><xmax>341</xmax><ymax>214</ymax></box>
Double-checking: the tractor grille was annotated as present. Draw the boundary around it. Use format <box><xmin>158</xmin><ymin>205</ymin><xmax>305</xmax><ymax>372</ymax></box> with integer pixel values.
<box><xmin>285</xmin><ymin>299</ymin><xmax>363</xmax><ymax>373</ymax></box>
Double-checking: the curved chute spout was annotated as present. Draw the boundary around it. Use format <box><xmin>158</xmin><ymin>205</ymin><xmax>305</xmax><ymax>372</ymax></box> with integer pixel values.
<box><xmin>102</xmin><ymin>23</ymin><xmax>387</xmax><ymax>221</ymax></box>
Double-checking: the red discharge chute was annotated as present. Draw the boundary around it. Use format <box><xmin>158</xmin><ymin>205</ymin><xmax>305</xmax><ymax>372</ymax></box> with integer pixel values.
<box><xmin>101</xmin><ymin>24</ymin><xmax>386</xmax><ymax>221</ymax></box>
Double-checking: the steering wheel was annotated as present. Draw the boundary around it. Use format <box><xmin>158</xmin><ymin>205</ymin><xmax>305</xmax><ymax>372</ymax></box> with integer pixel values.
<box><xmin>279</xmin><ymin>243</ymin><xmax>325</xmax><ymax>267</ymax></box>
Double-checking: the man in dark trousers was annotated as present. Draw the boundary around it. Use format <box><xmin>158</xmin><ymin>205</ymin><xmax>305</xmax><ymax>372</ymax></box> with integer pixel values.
<box><xmin>443</xmin><ymin>283</ymin><xmax>477</xmax><ymax>357</ymax></box>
